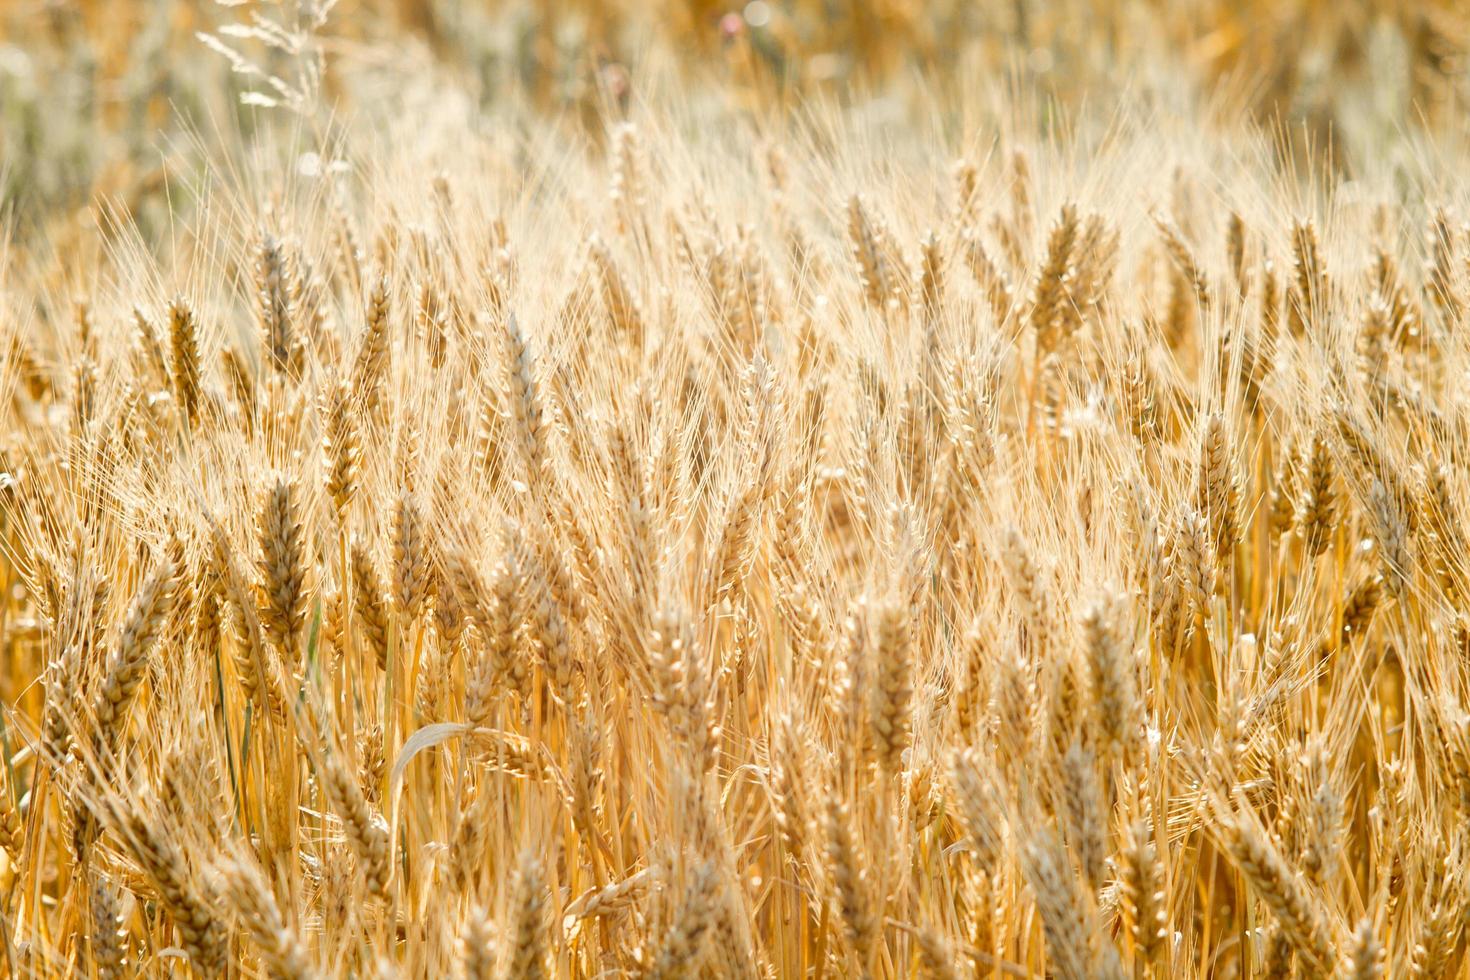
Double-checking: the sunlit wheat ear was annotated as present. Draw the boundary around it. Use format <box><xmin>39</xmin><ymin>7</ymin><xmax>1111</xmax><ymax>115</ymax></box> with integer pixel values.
<box><xmin>211</xmin><ymin>526</ymin><xmax>283</xmax><ymax>719</ymax></box>
<box><xmin>358</xmin><ymin>724</ymin><xmax>386</xmax><ymax>806</ymax></box>
<box><xmin>1259</xmin><ymin>924</ymin><xmax>1294</xmax><ymax>980</ymax></box>
<box><xmin>1057</xmin><ymin>741</ymin><xmax>1107</xmax><ymax>890</ymax></box>
<box><xmin>1118</xmin><ymin>335</ymin><xmax>1160</xmax><ymax>448</ymax></box>
<box><xmin>0</xmin><ymin>773</ymin><xmax>24</xmax><ymax>864</ymax></box>
<box><xmin>1341</xmin><ymin>919</ymin><xmax>1383</xmax><ymax>980</ymax></box>
<box><xmin>69</xmin><ymin>353</ymin><xmax>98</xmax><ymax>436</ymax></box>
<box><xmin>1081</xmin><ymin>598</ymin><xmax>1138</xmax><ymax>759</ymax></box>
<box><xmin>450</xmin><ymin>552</ymin><xmax>509</xmax><ymax>723</ymax></box>
<box><xmin>523</xmin><ymin>545</ymin><xmax>576</xmax><ymax>707</ymax></box>
<box><xmin>257</xmin><ymin>232</ymin><xmax>296</xmax><ymax>377</ymax></box>
<box><xmin>1372</xmin><ymin>242</ymin><xmax>1419</xmax><ymax>337</ymax></box>
<box><xmin>1119</xmin><ymin>816</ymin><xmax>1167</xmax><ymax>969</ymax></box>
<box><xmin>1288</xmin><ymin>219</ymin><xmax>1327</xmax><ymax>336</ymax></box>
<box><xmin>89</xmin><ymin>879</ymin><xmax>126</xmax><ymax>980</ymax></box>
<box><xmin>461</xmin><ymin>906</ymin><xmax>494</xmax><ymax>980</ymax></box>
<box><xmin>951</xmin><ymin>623</ymin><xmax>988</xmax><ymax>737</ymax></box>
<box><xmin>1338</xmin><ymin>576</ymin><xmax>1382</xmax><ymax>651</ymax></box>
<box><xmin>1196</xmin><ymin>412</ymin><xmax>1240</xmax><ymax>559</ymax></box>
<box><xmin>498</xmin><ymin>313</ymin><xmax>548</xmax><ymax>490</ymax></box>
<box><xmin>502</xmin><ymin>851</ymin><xmax>549</xmax><ymax>980</ymax></box>
<box><xmin>350</xmin><ymin>538</ymin><xmax>392</xmax><ymax>672</ymax></box>
<box><xmin>1295</xmin><ymin>431</ymin><xmax>1337</xmax><ymax>557</ymax></box>
<box><xmin>1419</xmin><ymin>461</ymin><xmax>1466</xmax><ymax>603</ymax></box>
<box><xmin>1021</xmin><ymin>825</ymin><xmax>1093</xmax><ymax>980</ymax></box>
<box><xmin>221</xmin><ymin>345</ymin><xmax>257</xmax><ymax>425</ymax></box>
<box><xmin>1001</xmin><ymin>527</ymin><xmax>1053</xmax><ymax>655</ymax></box>
<box><xmin>129</xmin><ymin>307</ymin><xmax>167</xmax><ymax>391</ymax></box>
<box><xmin>1269</xmin><ymin>437</ymin><xmax>1301</xmax><ymax>536</ymax></box>
<box><xmin>353</xmin><ymin>274</ymin><xmax>393</xmax><ymax>421</ymax></box>
<box><xmin>823</xmin><ymin>794</ymin><xmax>879</xmax><ymax>970</ymax></box>
<box><xmin>848</xmin><ymin>195</ymin><xmax>891</xmax><ymax>310</ymax></box>
<box><xmin>1171</xmin><ymin>506</ymin><xmax>1214</xmax><ymax>629</ymax></box>
<box><xmin>867</xmin><ymin>594</ymin><xmax>913</xmax><ymax>776</ymax></box>
<box><xmin>1428</xmin><ymin>208</ymin><xmax>1465</xmax><ymax>325</ymax></box>
<box><xmin>1028</xmin><ymin>204</ymin><xmax>1080</xmax><ymax>353</ymax></box>
<box><xmin>1365</xmin><ymin>478</ymin><xmax>1412</xmax><ymax>596</ymax></box>
<box><xmin>984</xmin><ymin>150</ymin><xmax>1031</xmax><ymax>274</ymax></box>
<box><xmin>1298</xmin><ymin>740</ymin><xmax>1344</xmax><ymax>890</ymax></box>
<box><xmin>168</xmin><ymin>297</ymin><xmax>202</xmax><ymax>426</ymax></box>
<box><xmin>991</xmin><ymin>647</ymin><xmax>1035</xmax><ymax>775</ymax></box>
<box><xmin>92</xmin><ymin>558</ymin><xmax>177</xmax><ymax>756</ymax></box>
<box><xmin>1226</xmin><ymin>212</ymin><xmax>1248</xmax><ymax>298</ymax></box>
<box><xmin>647</xmin><ymin>861</ymin><xmax>717</xmax><ymax>980</ymax></box>
<box><xmin>589</xmin><ymin>234</ymin><xmax>645</xmax><ymax>347</ymax></box>
<box><xmin>1155</xmin><ymin>213</ymin><xmax>1211</xmax><ymax>309</ymax></box>
<box><xmin>917</xmin><ymin>229</ymin><xmax>946</xmax><ymax>325</ymax></box>
<box><xmin>949</xmin><ymin>748</ymin><xmax>1004</xmax><ymax>875</ymax></box>
<box><xmin>39</xmin><ymin>560</ymin><xmax>104</xmax><ymax>766</ymax></box>
<box><xmin>1219</xmin><ymin>811</ymin><xmax>1336</xmax><ymax>975</ymax></box>
<box><xmin>322</xmin><ymin>376</ymin><xmax>361</xmax><ymax>518</ymax></box>
<box><xmin>1408</xmin><ymin>884</ymin><xmax>1457</xmax><ymax>977</ymax></box>
<box><xmin>319</xmin><ymin>749</ymin><xmax>391</xmax><ymax>899</ymax></box>
<box><xmin>258</xmin><ymin>478</ymin><xmax>309</xmax><ymax>656</ymax></box>
<box><xmin>218</xmin><ymin>852</ymin><xmax>315</xmax><ymax>980</ymax></box>
<box><xmin>415</xmin><ymin>277</ymin><xmax>449</xmax><ymax>368</ymax></box>
<box><xmin>1358</xmin><ymin>295</ymin><xmax>1391</xmax><ymax>378</ymax></box>
<box><xmin>392</xmin><ymin>490</ymin><xmax>430</xmax><ymax>622</ymax></box>
<box><xmin>564</xmin><ymin>868</ymin><xmax>653</xmax><ymax>931</ymax></box>
<box><xmin>949</xmin><ymin>158</ymin><xmax>979</xmax><ymax>226</ymax></box>
<box><xmin>913</xmin><ymin>924</ymin><xmax>963</xmax><ymax>980</ymax></box>
<box><xmin>490</xmin><ymin>534</ymin><xmax>531</xmax><ymax>703</ymax></box>
<box><xmin>767</xmin><ymin>709</ymin><xmax>811</xmax><ymax>868</ymax></box>
<box><xmin>122</xmin><ymin>798</ymin><xmax>229</xmax><ymax>975</ymax></box>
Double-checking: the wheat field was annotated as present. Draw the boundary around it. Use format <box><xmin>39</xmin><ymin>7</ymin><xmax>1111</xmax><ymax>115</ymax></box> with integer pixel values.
<box><xmin>3</xmin><ymin>2</ymin><xmax>1470</xmax><ymax>978</ymax></box>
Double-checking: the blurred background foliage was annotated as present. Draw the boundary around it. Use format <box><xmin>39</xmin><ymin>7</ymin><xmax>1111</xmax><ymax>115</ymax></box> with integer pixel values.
<box><xmin>1</xmin><ymin>0</ymin><xmax>1467</xmax><ymax>252</ymax></box>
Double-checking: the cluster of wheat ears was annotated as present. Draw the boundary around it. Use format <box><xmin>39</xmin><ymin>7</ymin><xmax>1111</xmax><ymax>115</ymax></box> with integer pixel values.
<box><xmin>6</xmin><ymin>45</ymin><xmax>1470</xmax><ymax>976</ymax></box>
